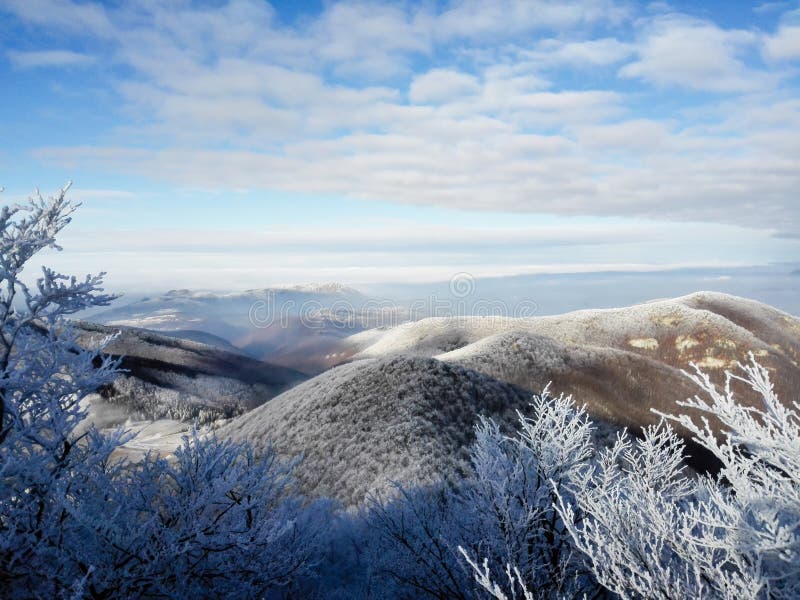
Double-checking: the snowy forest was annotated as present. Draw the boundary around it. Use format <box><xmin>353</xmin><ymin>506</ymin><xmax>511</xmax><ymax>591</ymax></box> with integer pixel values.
<box><xmin>1</xmin><ymin>190</ymin><xmax>799</xmax><ymax>600</ymax></box>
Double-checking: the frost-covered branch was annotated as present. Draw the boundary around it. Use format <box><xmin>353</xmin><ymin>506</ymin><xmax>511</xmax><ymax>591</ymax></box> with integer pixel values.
<box><xmin>0</xmin><ymin>184</ymin><xmax>118</xmax><ymax>439</ymax></box>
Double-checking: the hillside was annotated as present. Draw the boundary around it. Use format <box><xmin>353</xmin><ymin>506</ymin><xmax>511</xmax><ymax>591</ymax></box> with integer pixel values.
<box><xmin>437</xmin><ymin>331</ymin><xmax>706</xmax><ymax>438</ymax></box>
<box><xmin>353</xmin><ymin>292</ymin><xmax>800</xmax><ymax>402</ymax></box>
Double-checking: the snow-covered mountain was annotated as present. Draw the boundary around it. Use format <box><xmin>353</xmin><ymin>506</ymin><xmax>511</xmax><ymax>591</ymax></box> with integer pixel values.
<box><xmin>220</xmin><ymin>292</ymin><xmax>800</xmax><ymax>506</ymax></box>
<box><xmin>350</xmin><ymin>292</ymin><xmax>797</xmax><ymax>380</ymax></box>
<box><xmin>80</xmin><ymin>291</ymin><xmax>800</xmax><ymax>503</ymax></box>
<box><xmin>354</xmin><ymin>292</ymin><xmax>797</xmax><ymax>363</ymax></box>
<box><xmin>350</xmin><ymin>291</ymin><xmax>800</xmax><ymax>434</ymax></box>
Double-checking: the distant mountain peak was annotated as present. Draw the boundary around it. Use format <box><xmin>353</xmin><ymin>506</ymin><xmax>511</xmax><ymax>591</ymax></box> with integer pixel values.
<box><xmin>285</xmin><ymin>282</ymin><xmax>361</xmax><ymax>294</ymax></box>
<box><xmin>164</xmin><ymin>289</ymin><xmax>194</xmax><ymax>297</ymax></box>
<box><xmin>160</xmin><ymin>283</ymin><xmax>364</xmax><ymax>299</ymax></box>
<box><xmin>264</xmin><ymin>282</ymin><xmax>364</xmax><ymax>296</ymax></box>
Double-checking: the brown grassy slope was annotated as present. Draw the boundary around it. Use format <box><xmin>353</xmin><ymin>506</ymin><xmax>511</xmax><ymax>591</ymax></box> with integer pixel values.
<box><xmin>437</xmin><ymin>331</ymin><xmax>697</xmax><ymax>431</ymax></box>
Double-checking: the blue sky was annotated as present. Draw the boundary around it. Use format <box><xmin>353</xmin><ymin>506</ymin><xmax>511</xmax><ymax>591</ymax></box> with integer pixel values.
<box><xmin>1</xmin><ymin>0</ymin><xmax>799</xmax><ymax>292</ymax></box>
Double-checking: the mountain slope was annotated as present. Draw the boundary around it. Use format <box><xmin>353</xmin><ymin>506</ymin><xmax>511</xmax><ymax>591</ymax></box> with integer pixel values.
<box><xmin>90</xmin><ymin>284</ymin><xmax>401</xmax><ymax>374</ymax></box>
<box><xmin>437</xmin><ymin>331</ymin><xmax>699</xmax><ymax>432</ymax></box>
<box><xmin>75</xmin><ymin>322</ymin><xmax>306</xmax><ymax>426</ymax></box>
<box><xmin>353</xmin><ymin>292</ymin><xmax>800</xmax><ymax>397</ymax></box>
<box><xmin>223</xmin><ymin>356</ymin><xmax>620</xmax><ymax>507</ymax></box>
<box><xmin>224</xmin><ymin>357</ymin><xmax>537</xmax><ymax>506</ymax></box>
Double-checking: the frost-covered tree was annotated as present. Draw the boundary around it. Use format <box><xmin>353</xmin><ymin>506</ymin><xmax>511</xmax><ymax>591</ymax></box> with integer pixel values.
<box><xmin>555</xmin><ymin>355</ymin><xmax>800</xmax><ymax>600</ymax></box>
<box><xmin>458</xmin><ymin>391</ymin><xmax>599</xmax><ymax>599</ymax></box>
<box><xmin>0</xmin><ymin>186</ymin><xmax>328</xmax><ymax>598</ymax></box>
<box><xmin>0</xmin><ymin>182</ymin><xmax>118</xmax><ymax>438</ymax></box>
<box><xmin>0</xmin><ymin>183</ymin><xmax>123</xmax><ymax>595</ymax></box>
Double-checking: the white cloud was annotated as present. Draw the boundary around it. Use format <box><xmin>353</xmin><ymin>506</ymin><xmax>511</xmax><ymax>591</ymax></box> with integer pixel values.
<box><xmin>619</xmin><ymin>14</ymin><xmax>770</xmax><ymax>92</ymax></box>
<box><xmin>2</xmin><ymin>0</ymin><xmax>114</xmax><ymax>37</ymax></box>
<box><xmin>312</xmin><ymin>2</ymin><xmax>432</xmax><ymax>77</ymax></box>
<box><xmin>7</xmin><ymin>49</ymin><xmax>95</xmax><ymax>69</ymax></box>
<box><xmin>753</xmin><ymin>2</ymin><xmax>792</xmax><ymax>14</ymax></box>
<box><xmin>763</xmin><ymin>25</ymin><xmax>800</xmax><ymax>61</ymax></box>
<box><xmin>527</xmin><ymin>38</ymin><xmax>634</xmax><ymax>68</ymax></box>
<box><xmin>574</xmin><ymin>119</ymin><xmax>672</xmax><ymax>152</ymax></box>
<box><xmin>58</xmin><ymin>223</ymin><xmax>671</xmax><ymax>252</ymax></box>
<box><xmin>46</xmin><ymin>218</ymin><xmax>790</xmax><ymax>291</ymax></box>
<box><xmin>435</xmin><ymin>0</ymin><xmax>629</xmax><ymax>40</ymax></box>
<box><xmin>7</xmin><ymin>0</ymin><xmax>800</xmax><ymax>239</ymax></box>
<box><xmin>35</xmin><ymin>102</ymin><xmax>800</xmax><ymax>234</ymax></box>
<box><xmin>409</xmin><ymin>69</ymin><xmax>481</xmax><ymax>104</ymax></box>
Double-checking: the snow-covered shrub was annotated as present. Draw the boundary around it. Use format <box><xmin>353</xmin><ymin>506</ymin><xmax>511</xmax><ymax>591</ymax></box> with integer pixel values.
<box><xmin>361</xmin><ymin>390</ymin><xmax>601</xmax><ymax>599</ymax></box>
<box><xmin>67</xmin><ymin>429</ymin><xmax>330</xmax><ymax>598</ymax></box>
<box><xmin>465</xmin><ymin>357</ymin><xmax>800</xmax><ymax>600</ymax></box>
<box><xmin>365</xmin><ymin>481</ymin><xmax>476</xmax><ymax>599</ymax></box>
<box><xmin>555</xmin><ymin>355</ymin><xmax>800</xmax><ymax>599</ymax></box>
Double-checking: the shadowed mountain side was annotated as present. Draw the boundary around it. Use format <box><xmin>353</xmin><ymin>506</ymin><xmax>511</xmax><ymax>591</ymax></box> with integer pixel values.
<box><xmin>222</xmin><ymin>356</ymin><xmax>610</xmax><ymax>507</ymax></box>
<box><xmin>91</xmin><ymin>285</ymin><xmax>407</xmax><ymax>374</ymax></box>
<box><xmin>245</xmin><ymin>325</ymin><xmax>397</xmax><ymax>375</ymax></box>
<box><xmin>436</xmin><ymin>331</ymin><xmax>734</xmax><ymax>472</ymax></box>
<box><xmin>232</xmin><ymin>316</ymin><xmax>369</xmax><ymax>375</ymax></box>
<box><xmin>75</xmin><ymin>322</ymin><xmax>307</xmax><ymax>424</ymax></box>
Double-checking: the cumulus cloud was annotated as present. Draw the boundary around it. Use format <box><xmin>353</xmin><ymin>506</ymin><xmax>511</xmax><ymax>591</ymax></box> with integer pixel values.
<box><xmin>311</xmin><ymin>2</ymin><xmax>432</xmax><ymax>77</ymax></box>
<box><xmin>763</xmin><ymin>25</ymin><xmax>800</xmax><ymax>60</ymax></box>
<box><xmin>526</xmin><ymin>38</ymin><xmax>634</xmax><ymax>68</ymax></box>
<box><xmin>36</xmin><ymin>101</ymin><xmax>800</xmax><ymax>233</ymax></box>
<box><xmin>619</xmin><ymin>14</ymin><xmax>770</xmax><ymax>92</ymax></box>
